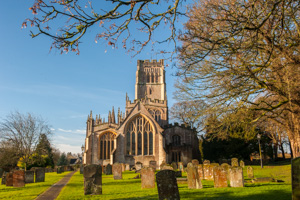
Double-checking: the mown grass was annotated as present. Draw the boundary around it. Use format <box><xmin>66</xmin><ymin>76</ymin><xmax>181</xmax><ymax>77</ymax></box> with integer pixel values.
<box><xmin>57</xmin><ymin>164</ymin><xmax>292</xmax><ymax>200</ymax></box>
<box><xmin>0</xmin><ymin>171</ymin><xmax>71</xmax><ymax>200</ymax></box>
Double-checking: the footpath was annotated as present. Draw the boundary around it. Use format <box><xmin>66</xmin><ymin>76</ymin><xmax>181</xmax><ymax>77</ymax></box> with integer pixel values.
<box><xmin>35</xmin><ymin>170</ymin><xmax>77</xmax><ymax>200</ymax></box>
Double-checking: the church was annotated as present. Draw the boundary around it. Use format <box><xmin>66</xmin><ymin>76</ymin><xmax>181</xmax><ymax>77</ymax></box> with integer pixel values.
<box><xmin>83</xmin><ymin>59</ymin><xmax>200</xmax><ymax>168</ymax></box>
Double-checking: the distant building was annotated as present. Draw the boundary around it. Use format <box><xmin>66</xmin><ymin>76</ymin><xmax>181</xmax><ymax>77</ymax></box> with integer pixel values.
<box><xmin>84</xmin><ymin>60</ymin><xmax>200</xmax><ymax>168</ymax></box>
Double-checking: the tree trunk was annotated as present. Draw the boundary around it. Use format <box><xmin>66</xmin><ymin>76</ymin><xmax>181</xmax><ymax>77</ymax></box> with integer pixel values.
<box><xmin>273</xmin><ymin>142</ymin><xmax>278</xmax><ymax>160</ymax></box>
<box><xmin>290</xmin><ymin>136</ymin><xmax>300</xmax><ymax>158</ymax></box>
<box><xmin>279</xmin><ymin>143</ymin><xmax>285</xmax><ymax>159</ymax></box>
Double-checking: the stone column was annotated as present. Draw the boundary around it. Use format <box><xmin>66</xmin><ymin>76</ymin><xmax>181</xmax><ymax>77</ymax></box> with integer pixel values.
<box><xmin>83</xmin><ymin>164</ymin><xmax>102</xmax><ymax>195</ymax></box>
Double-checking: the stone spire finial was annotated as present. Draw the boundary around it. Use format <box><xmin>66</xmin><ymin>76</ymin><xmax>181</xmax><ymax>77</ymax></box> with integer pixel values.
<box><xmin>111</xmin><ymin>107</ymin><xmax>116</xmax><ymax>124</ymax></box>
<box><xmin>126</xmin><ymin>92</ymin><xmax>129</xmax><ymax>101</ymax></box>
<box><xmin>108</xmin><ymin>111</ymin><xmax>111</xmax><ymax>124</ymax></box>
<box><xmin>90</xmin><ymin>110</ymin><xmax>93</xmax><ymax>118</ymax></box>
<box><xmin>117</xmin><ymin>108</ymin><xmax>120</xmax><ymax>124</ymax></box>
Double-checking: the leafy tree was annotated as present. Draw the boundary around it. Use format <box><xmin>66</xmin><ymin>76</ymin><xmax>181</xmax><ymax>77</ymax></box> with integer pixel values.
<box><xmin>57</xmin><ymin>152</ymin><xmax>68</xmax><ymax>166</ymax></box>
<box><xmin>0</xmin><ymin>141</ymin><xmax>19</xmax><ymax>171</ymax></box>
<box><xmin>175</xmin><ymin>0</ymin><xmax>300</xmax><ymax>157</ymax></box>
<box><xmin>36</xmin><ymin>134</ymin><xmax>54</xmax><ymax>168</ymax></box>
<box><xmin>23</xmin><ymin>0</ymin><xmax>187</xmax><ymax>54</ymax></box>
<box><xmin>0</xmin><ymin>112</ymin><xmax>52</xmax><ymax>170</ymax></box>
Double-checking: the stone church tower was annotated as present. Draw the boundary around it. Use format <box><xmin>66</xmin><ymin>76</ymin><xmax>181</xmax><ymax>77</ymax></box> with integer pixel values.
<box><xmin>84</xmin><ymin>59</ymin><xmax>200</xmax><ymax>168</ymax></box>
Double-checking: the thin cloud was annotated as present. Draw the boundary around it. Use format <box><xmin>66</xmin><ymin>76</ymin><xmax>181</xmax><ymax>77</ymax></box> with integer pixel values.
<box><xmin>57</xmin><ymin>128</ymin><xmax>85</xmax><ymax>134</ymax></box>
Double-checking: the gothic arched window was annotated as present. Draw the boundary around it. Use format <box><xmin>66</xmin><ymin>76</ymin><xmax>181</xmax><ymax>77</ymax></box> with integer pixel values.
<box><xmin>99</xmin><ymin>132</ymin><xmax>116</xmax><ymax>160</ymax></box>
<box><xmin>155</xmin><ymin>110</ymin><xmax>161</xmax><ymax>123</ymax></box>
<box><xmin>125</xmin><ymin>115</ymin><xmax>154</xmax><ymax>156</ymax></box>
<box><xmin>172</xmin><ymin>135</ymin><xmax>181</xmax><ymax>146</ymax></box>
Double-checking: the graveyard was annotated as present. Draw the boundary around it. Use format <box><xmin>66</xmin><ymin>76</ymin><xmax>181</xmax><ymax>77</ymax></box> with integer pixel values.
<box><xmin>0</xmin><ymin>161</ymin><xmax>292</xmax><ymax>200</ymax></box>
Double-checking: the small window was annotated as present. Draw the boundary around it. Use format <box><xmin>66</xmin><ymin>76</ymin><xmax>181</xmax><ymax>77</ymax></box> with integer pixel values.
<box><xmin>172</xmin><ymin>135</ymin><xmax>181</xmax><ymax>146</ymax></box>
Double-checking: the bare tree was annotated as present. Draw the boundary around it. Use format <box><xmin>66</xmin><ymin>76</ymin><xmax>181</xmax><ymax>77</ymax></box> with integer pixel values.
<box><xmin>23</xmin><ymin>0</ymin><xmax>187</xmax><ymax>55</ymax></box>
<box><xmin>175</xmin><ymin>0</ymin><xmax>300</xmax><ymax>157</ymax></box>
<box><xmin>0</xmin><ymin>112</ymin><xmax>52</xmax><ymax>170</ymax></box>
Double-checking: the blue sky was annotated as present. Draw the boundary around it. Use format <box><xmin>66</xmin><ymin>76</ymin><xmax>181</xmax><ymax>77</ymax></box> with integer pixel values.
<box><xmin>0</xmin><ymin>1</ymin><xmax>184</xmax><ymax>154</ymax></box>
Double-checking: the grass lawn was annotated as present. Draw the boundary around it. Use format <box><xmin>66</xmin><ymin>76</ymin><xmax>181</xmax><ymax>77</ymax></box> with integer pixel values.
<box><xmin>0</xmin><ymin>171</ymin><xmax>71</xmax><ymax>200</ymax></box>
<box><xmin>57</xmin><ymin>163</ymin><xmax>292</xmax><ymax>200</ymax></box>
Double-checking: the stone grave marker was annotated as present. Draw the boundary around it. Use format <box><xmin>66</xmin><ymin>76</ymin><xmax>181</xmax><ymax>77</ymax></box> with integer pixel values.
<box><xmin>240</xmin><ymin>160</ymin><xmax>245</xmax><ymax>168</ymax></box>
<box><xmin>57</xmin><ymin>167</ymin><xmax>62</xmax><ymax>174</ymax></box>
<box><xmin>112</xmin><ymin>163</ymin><xmax>122</xmax><ymax>180</ymax></box>
<box><xmin>178</xmin><ymin>162</ymin><xmax>184</xmax><ymax>172</ymax></box>
<box><xmin>149</xmin><ymin>160</ymin><xmax>156</xmax><ymax>171</ymax></box>
<box><xmin>141</xmin><ymin>167</ymin><xmax>155</xmax><ymax>189</ymax></box>
<box><xmin>247</xmin><ymin>166</ymin><xmax>254</xmax><ymax>179</ymax></box>
<box><xmin>203</xmin><ymin>160</ymin><xmax>210</xmax><ymax>165</ymax></box>
<box><xmin>162</xmin><ymin>165</ymin><xmax>174</xmax><ymax>170</ymax></box>
<box><xmin>105</xmin><ymin>164</ymin><xmax>112</xmax><ymax>175</ymax></box>
<box><xmin>221</xmin><ymin>163</ymin><xmax>230</xmax><ymax>180</ymax></box>
<box><xmin>25</xmin><ymin>171</ymin><xmax>34</xmax><ymax>183</ymax></box>
<box><xmin>125</xmin><ymin>164</ymin><xmax>130</xmax><ymax>171</ymax></box>
<box><xmin>83</xmin><ymin>164</ymin><xmax>102</xmax><ymax>195</ymax></box>
<box><xmin>187</xmin><ymin>163</ymin><xmax>202</xmax><ymax>189</ymax></box>
<box><xmin>171</xmin><ymin>162</ymin><xmax>178</xmax><ymax>171</ymax></box>
<box><xmin>13</xmin><ymin>170</ymin><xmax>25</xmax><ymax>187</ymax></box>
<box><xmin>292</xmin><ymin>157</ymin><xmax>300</xmax><ymax>200</ymax></box>
<box><xmin>156</xmin><ymin>170</ymin><xmax>180</xmax><ymax>200</ymax></box>
<box><xmin>197</xmin><ymin>164</ymin><xmax>204</xmax><ymax>179</ymax></box>
<box><xmin>121</xmin><ymin>163</ymin><xmax>126</xmax><ymax>172</ymax></box>
<box><xmin>213</xmin><ymin>166</ymin><xmax>228</xmax><ymax>188</ymax></box>
<box><xmin>0</xmin><ymin>168</ymin><xmax>3</xmax><ymax>177</ymax></box>
<box><xmin>135</xmin><ymin>162</ymin><xmax>143</xmax><ymax>172</ymax></box>
<box><xmin>159</xmin><ymin>161</ymin><xmax>166</xmax><ymax>170</ymax></box>
<box><xmin>80</xmin><ymin>165</ymin><xmax>84</xmax><ymax>174</ymax></box>
<box><xmin>229</xmin><ymin>167</ymin><xmax>244</xmax><ymax>187</ymax></box>
<box><xmin>231</xmin><ymin>158</ymin><xmax>239</xmax><ymax>167</ymax></box>
<box><xmin>192</xmin><ymin>159</ymin><xmax>199</xmax><ymax>166</ymax></box>
<box><xmin>6</xmin><ymin>172</ymin><xmax>13</xmax><ymax>186</ymax></box>
<box><xmin>203</xmin><ymin>164</ymin><xmax>214</xmax><ymax>180</ymax></box>
<box><xmin>1</xmin><ymin>172</ymin><xmax>7</xmax><ymax>185</ymax></box>
<box><xmin>35</xmin><ymin>168</ymin><xmax>45</xmax><ymax>182</ymax></box>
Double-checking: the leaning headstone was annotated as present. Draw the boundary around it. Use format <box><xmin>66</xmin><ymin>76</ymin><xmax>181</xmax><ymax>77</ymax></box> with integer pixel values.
<box><xmin>213</xmin><ymin>166</ymin><xmax>228</xmax><ymax>188</ymax></box>
<box><xmin>36</xmin><ymin>168</ymin><xmax>45</xmax><ymax>182</ymax></box>
<box><xmin>13</xmin><ymin>170</ymin><xmax>25</xmax><ymax>187</ymax></box>
<box><xmin>1</xmin><ymin>172</ymin><xmax>7</xmax><ymax>185</ymax></box>
<box><xmin>231</xmin><ymin>158</ymin><xmax>239</xmax><ymax>167</ymax></box>
<box><xmin>187</xmin><ymin>163</ymin><xmax>202</xmax><ymax>189</ymax></box>
<box><xmin>192</xmin><ymin>159</ymin><xmax>199</xmax><ymax>166</ymax></box>
<box><xmin>171</xmin><ymin>162</ymin><xmax>178</xmax><ymax>171</ymax></box>
<box><xmin>141</xmin><ymin>167</ymin><xmax>155</xmax><ymax>189</ymax></box>
<box><xmin>112</xmin><ymin>163</ymin><xmax>122</xmax><ymax>180</ymax></box>
<box><xmin>83</xmin><ymin>164</ymin><xmax>102</xmax><ymax>195</ymax></box>
<box><xmin>149</xmin><ymin>160</ymin><xmax>156</xmax><ymax>171</ymax></box>
<box><xmin>292</xmin><ymin>157</ymin><xmax>300</xmax><ymax>200</ymax></box>
<box><xmin>229</xmin><ymin>167</ymin><xmax>244</xmax><ymax>187</ymax></box>
<box><xmin>25</xmin><ymin>171</ymin><xmax>34</xmax><ymax>183</ymax></box>
<box><xmin>135</xmin><ymin>162</ymin><xmax>143</xmax><ymax>172</ymax></box>
<box><xmin>156</xmin><ymin>170</ymin><xmax>180</xmax><ymax>200</ymax></box>
<box><xmin>178</xmin><ymin>162</ymin><xmax>184</xmax><ymax>172</ymax></box>
<box><xmin>247</xmin><ymin>166</ymin><xmax>254</xmax><ymax>179</ymax></box>
<box><xmin>239</xmin><ymin>160</ymin><xmax>245</xmax><ymax>168</ymax></box>
<box><xmin>203</xmin><ymin>160</ymin><xmax>210</xmax><ymax>165</ymax></box>
<box><xmin>203</xmin><ymin>164</ymin><xmax>214</xmax><ymax>180</ymax></box>
<box><xmin>105</xmin><ymin>164</ymin><xmax>112</xmax><ymax>175</ymax></box>
<box><xmin>80</xmin><ymin>165</ymin><xmax>84</xmax><ymax>174</ymax></box>
<box><xmin>197</xmin><ymin>164</ymin><xmax>204</xmax><ymax>179</ymax></box>
<box><xmin>6</xmin><ymin>172</ymin><xmax>13</xmax><ymax>186</ymax></box>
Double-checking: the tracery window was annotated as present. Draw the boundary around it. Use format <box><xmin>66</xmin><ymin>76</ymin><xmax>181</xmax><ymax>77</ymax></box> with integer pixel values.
<box><xmin>126</xmin><ymin>115</ymin><xmax>154</xmax><ymax>156</ymax></box>
<box><xmin>148</xmin><ymin>109</ymin><xmax>161</xmax><ymax>123</ymax></box>
<box><xmin>99</xmin><ymin>132</ymin><xmax>115</xmax><ymax>160</ymax></box>
<box><xmin>172</xmin><ymin>135</ymin><xmax>181</xmax><ymax>146</ymax></box>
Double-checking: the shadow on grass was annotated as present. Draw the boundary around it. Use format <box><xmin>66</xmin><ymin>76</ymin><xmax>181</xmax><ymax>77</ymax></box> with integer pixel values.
<box><xmin>103</xmin><ymin>179</ymin><xmax>141</xmax><ymax>186</ymax></box>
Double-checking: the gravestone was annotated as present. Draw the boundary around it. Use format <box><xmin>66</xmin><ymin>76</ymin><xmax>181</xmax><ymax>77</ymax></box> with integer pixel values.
<box><xmin>35</xmin><ymin>168</ymin><xmax>45</xmax><ymax>182</ymax></box>
<box><xmin>252</xmin><ymin>177</ymin><xmax>274</xmax><ymax>183</ymax></box>
<box><xmin>229</xmin><ymin>167</ymin><xmax>244</xmax><ymax>187</ymax></box>
<box><xmin>13</xmin><ymin>170</ymin><xmax>25</xmax><ymax>187</ymax></box>
<box><xmin>112</xmin><ymin>163</ymin><xmax>122</xmax><ymax>180</ymax></box>
<box><xmin>135</xmin><ymin>162</ymin><xmax>143</xmax><ymax>172</ymax></box>
<box><xmin>149</xmin><ymin>160</ymin><xmax>156</xmax><ymax>171</ymax></box>
<box><xmin>57</xmin><ymin>167</ymin><xmax>62</xmax><ymax>174</ymax></box>
<box><xmin>141</xmin><ymin>167</ymin><xmax>155</xmax><ymax>189</ymax></box>
<box><xmin>240</xmin><ymin>160</ymin><xmax>245</xmax><ymax>168</ymax></box>
<box><xmin>0</xmin><ymin>168</ymin><xmax>3</xmax><ymax>177</ymax></box>
<box><xmin>192</xmin><ymin>159</ymin><xmax>199</xmax><ymax>166</ymax></box>
<box><xmin>178</xmin><ymin>162</ymin><xmax>184</xmax><ymax>172</ymax></box>
<box><xmin>213</xmin><ymin>166</ymin><xmax>228</xmax><ymax>188</ymax></box>
<box><xmin>221</xmin><ymin>163</ymin><xmax>230</xmax><ymax>180</ymax></box>
<box><xmin>80</xmin><ymin>165</ymin><xmax>84</xmax><ymax>174</ymax></box>
<box><xmin>156</xmin><ymin>170</ymin><xmax>180</xmax><ymax>200</ymax></box>
<box><xmin>160</xmin><ymin>161</ymin><xmax>167</xmax><ymax>170</ymax></box>
<box><xmin>211</xmin><ymin>163</ymin><xmax>219</xmax><ymax>167</ymax></box>
<box><xmin>105</xmin><ymin>164</ymin><xmax>112</xmax><ymax>175</ymax></box>
<box><xmin>203</xmin><ymin>160</ymin><xmax>210</xmax><ymax>165</ymax></box>
<box><xmin>83</xmin><ymin>164</ymin><xmax>102</xmax><ymax>195</ymax></box>
<box><xmin>292</xmin><ymin>157</ymin><xmax>300</xmax><ymax>200</ymax></box>
<box><xmin>121</xmin><ymin>163</ymin><xmax>126</xmax><ymax>172</ymax></box>
<box><xmin>1</xmin><ymin>172</ymin><xmax>7</xmax><ymax>185</ymax></box>
<box><xmin>25</xmin><ymin>171</ymin><xmax>34</xmax><ymax>183</ymax></box>
<box><xmin>125</xmin><ymin>164</ymin><xmax>130</xmax><ymax>171</ymax></box>
<box><xmin>231</xmin><ymin>158</ymin><xmax>239</xmax><ymax>167</ymax></box>
<box><xmin>171</xmin><ymin>162</ymin><xmax>178</xmax><ymax>171</ymax></box>
<box><xmin>187</xmin><ymin>163</ymin><xmax>202</xmax><ymax>189</ymax></box>
<box><xmin>197</xmin><ymin>164</ymin><xmax>204</xmax><ymax>179</ymax></box>
<box><xmin>162</xmin><ymin>165</ymin><xmax>174</xmax><ymax>170</ymax></box>
<box><xmin>247</xmin><ymin>166</ymin><xmax>254</xmax><ymax>179</ymax></box>
<box><xmin>203</xmin><ymin>164</ymin><xmax>214</xmax><ymax>180</ymax></box>
<box><xmin>6</xmin><ymin>172</ymin><xmax>13</xmax><ymax>186</ymax></box>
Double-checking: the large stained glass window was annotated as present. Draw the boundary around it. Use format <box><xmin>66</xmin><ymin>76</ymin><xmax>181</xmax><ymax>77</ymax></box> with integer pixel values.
<box><xmin>99</xmin><ymin>132</ymin><xmax>115</xmax><ymax>160</ymax></box>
